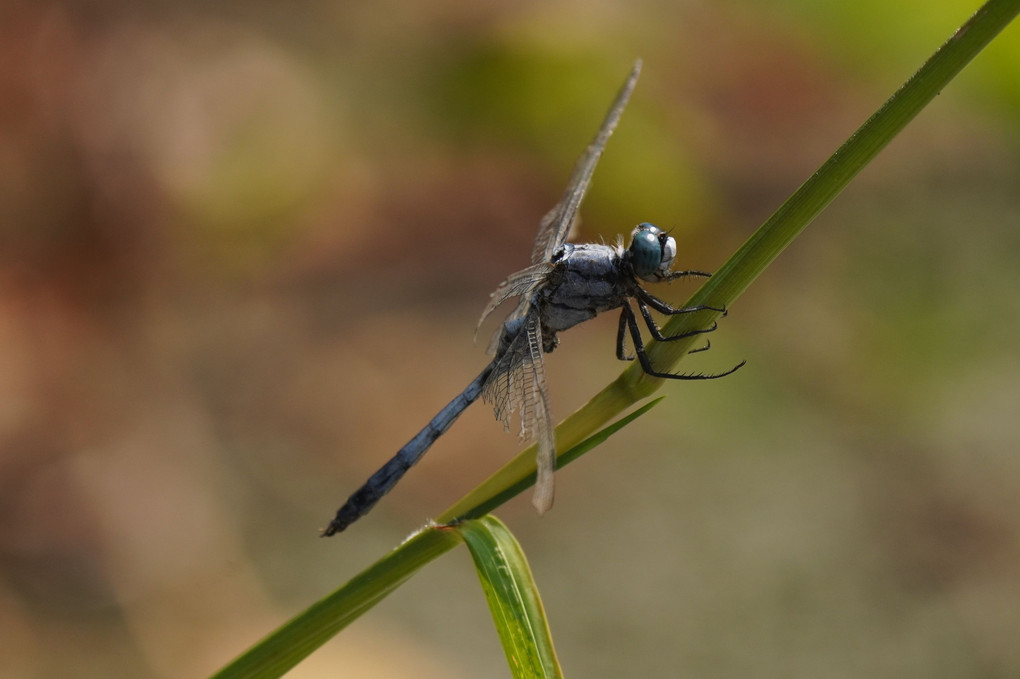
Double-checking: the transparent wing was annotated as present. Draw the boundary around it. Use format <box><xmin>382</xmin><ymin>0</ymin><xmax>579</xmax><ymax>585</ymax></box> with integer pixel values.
<box><xmin>530</xmin><ymin>60</ymin><xmax>642</xmax><ymax>265</ymax></box>
<box><xmin>475</xmin><ymin>262</ymin><xmax>553</xmax><ymax>353</ymax></box>
<box><xmin>482</xmin><ymin>309</ymin><xmax>557</xmax><ymax>513</ymax></box>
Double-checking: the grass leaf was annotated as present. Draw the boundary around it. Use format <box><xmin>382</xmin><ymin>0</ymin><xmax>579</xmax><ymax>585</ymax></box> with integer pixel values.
<box><xmin>455</xmin><ymin>517</ymin><xmax>563</xmax><ymax>679</ymax></box>
<box><xmin>210</xmin><ymin>527</ymin><xmax>463</xmax><ymax>679</ymax></box>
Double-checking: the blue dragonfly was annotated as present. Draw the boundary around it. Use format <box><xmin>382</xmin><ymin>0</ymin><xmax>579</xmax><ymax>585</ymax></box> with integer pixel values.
<box><xmin>324</xmin><ymin>60</ymin><xmax>743</xmax><ymax>535</ymax></box>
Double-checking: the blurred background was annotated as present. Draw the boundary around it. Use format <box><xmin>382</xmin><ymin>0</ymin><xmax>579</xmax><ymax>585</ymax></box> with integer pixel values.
<box><xmin>2</xmin><ymin>0</ymin><xmax>1019</xmax><ymax>677</ymax></box>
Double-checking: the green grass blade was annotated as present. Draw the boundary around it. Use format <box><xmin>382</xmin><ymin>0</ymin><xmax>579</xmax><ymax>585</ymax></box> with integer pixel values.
<box><xmin>455</xmin><ymin>517</ymin><xmax>563</xmax><ymax>679</ymax></box>
<box><xmin>210</xmin><ymin>527</ymin><xmax>463</xmax><ymax>679</ymax></box>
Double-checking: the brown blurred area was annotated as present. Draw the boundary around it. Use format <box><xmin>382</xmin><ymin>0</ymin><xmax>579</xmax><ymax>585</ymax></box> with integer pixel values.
<box><xmin>1</xmin><ymin>1</ymin><xmax>1019</xmax><ymax>677</ymax></box>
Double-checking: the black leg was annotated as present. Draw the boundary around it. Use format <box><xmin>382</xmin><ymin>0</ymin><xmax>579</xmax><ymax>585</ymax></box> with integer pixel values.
<box><xmin>658</xmin><ymin>269</ymin><xmax>712</xmax><ymax>282</ymax></box>
<box><xmin>688</xmin><ymin>340</ymin><xmax>711</xmax><ymax>354</ymax></box>
<box><xmin>621</xmin><ymin>302</ymin><xmax>745</xmax><ymax>380</ymax></box>
<box><xmin>636</xmin><ymin>299</ymin><xmax>717</xmax><ymax>342</ymax></box>
<box><xmin>616</xmin><ymin>309</ymin><xmax>634</xmax><ymax>361</ymax></box>
<box><xmin>635</xmin><ymin>286</ymin><xmax>727</xmax><ymax>317</ymax></box>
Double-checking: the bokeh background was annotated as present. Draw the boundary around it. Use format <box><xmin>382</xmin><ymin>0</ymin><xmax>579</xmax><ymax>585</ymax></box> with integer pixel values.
<box><xmin>2</xmin><ymin>1</ymin><xmax>1019</xmax><ymax>677</ymax></box>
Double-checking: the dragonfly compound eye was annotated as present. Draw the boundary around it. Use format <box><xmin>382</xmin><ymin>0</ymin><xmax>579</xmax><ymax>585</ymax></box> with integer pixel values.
<box><xmin>658</xmin><ymin>233</ymin><xmax>677</xmax><ymax>272</ymax></box>
<box><xmin>629</xmin><ymin>222</ymin><xmax>667</xmax><ymax>279</ymax></box>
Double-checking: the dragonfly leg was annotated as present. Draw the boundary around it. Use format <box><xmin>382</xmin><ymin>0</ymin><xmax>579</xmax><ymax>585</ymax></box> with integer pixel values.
<box><xmin>636</xmin><ymin>286</ymin><xmax>727</xmax><ymax>317</ymax></box>
<box><xmin>687</xmin><ymin>339</ymin><xmax>711</xmax><ymax>354</ymax></box>
<box><xmin>636</xmin><ymin>298</ymin><xmax>718</xmax><ymax>342</ymax></box>
<box><xmin>617</xmin><ymin>305</ymin><xmax>708</xmax><ymax>360</ymax></box>
<box><xmin>616</xmin><ymin>309</ymin><xmax>635</xmax><ymax>361</ymax></box>
<box><xmin>658</xmin><ymin>269</ymin><xmax>712</xmax><ymax>282</ymax></box>
<box><xmin>621</xmin><ymin>302</ymin><xmax>745</xmax><ymax>380</ymax></box>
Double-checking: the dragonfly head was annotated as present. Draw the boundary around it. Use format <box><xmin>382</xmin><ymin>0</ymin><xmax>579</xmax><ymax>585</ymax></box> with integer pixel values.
<box><xmin>627</xmin><ymin>223</ymin><xmax>677</xmax><ymax>281</ymax></box>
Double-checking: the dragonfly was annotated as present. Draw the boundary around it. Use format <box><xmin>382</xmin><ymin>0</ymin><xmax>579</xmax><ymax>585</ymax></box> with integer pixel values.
<box><xmin>323</xmin><ymin>59</ymin><xmax>743</xmax><ymax>536</ymax></box>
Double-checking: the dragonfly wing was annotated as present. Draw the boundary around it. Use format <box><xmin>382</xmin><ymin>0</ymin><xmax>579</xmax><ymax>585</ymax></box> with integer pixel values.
<box><xmin>530</xmin><ymin>60</ymin><xmax>642</xmax><ymax>265</ymax></box>
<box><xmin>485</xmin><ymin>295</ymin><xmax>530</xmax><ymax>356</ymax></box>
<box><xmin>482</xmin><ymin>309</ymin><xmax>557</xmax><ymax>513</ymax></box>
<box><xmin>482</xmin><ymin>313</ymin><xmax>530</xmax><ymax>434</ymax></box>
<box><xmin>523</xmin><ymin>312</ymin><xmax>556</xmax><ymax>514</ymax></box>
<box><xmin>476</xmin><ymin>262</ymin><xmax>553</xmax><ymax>353</ymax></box>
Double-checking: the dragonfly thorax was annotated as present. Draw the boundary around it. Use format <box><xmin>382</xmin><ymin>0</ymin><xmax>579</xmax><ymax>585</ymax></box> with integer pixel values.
<box><xmin>538</xmin><ymin>243</ymin><xmax>629</xmax><ymax>337</ymax></box>
<box><xmin>627</xmin><ymin>222</ymin><xmax>677</xmax><ymax>281</ymax></box>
